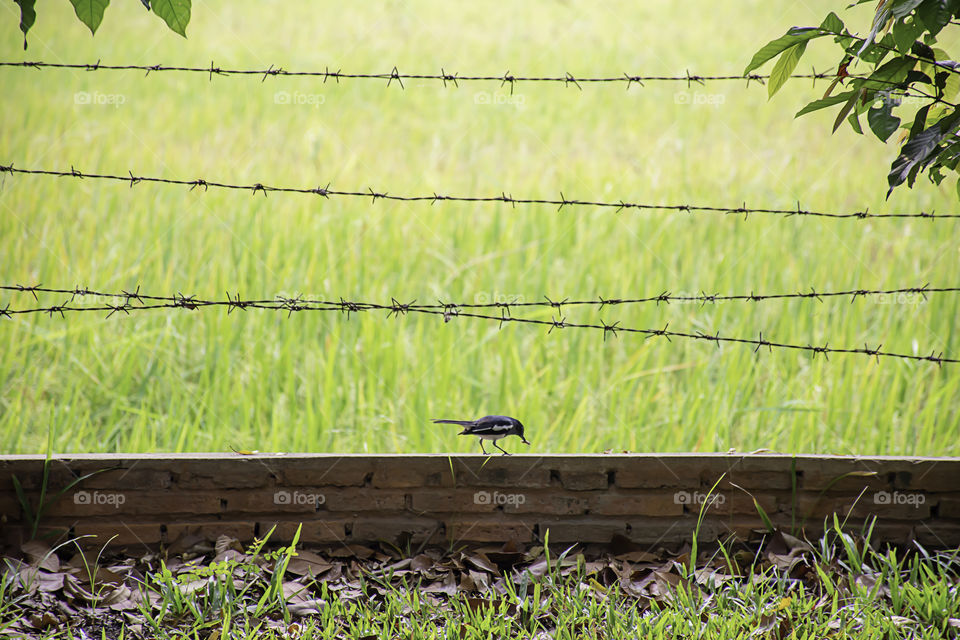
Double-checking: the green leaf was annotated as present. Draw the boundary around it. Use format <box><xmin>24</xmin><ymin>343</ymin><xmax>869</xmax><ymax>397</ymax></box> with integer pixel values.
<box><xmin>868</xmin><ymin>100</ymin><xmax>901</xmax><ymax>141</ymax></box>
<box><xmin>69</xmin><ymin>0</ymin><xmax>110</xmax><ymax>35</ymax></box>
<box><xmin>888</xmin><ymin>107</ymin><xmax>960</xmax><ymax>195</ymax></box>
<box><xmin>890</xmin><ymin>0</ymin><xmax>925</xmax><ymax>19</ymax></box>
<box><xmin>917</xmin><ymin>0</ymin><xmax>952</xmax><ymax>36</ymax></box>
<box><xmin>152</xmin><ymin>0</ymin><xmax>190</xmax><ymax>37</ymax></box>
<box><xmin>848</xmin><ymin>110</ymin><xmax>864</xmax><ymax>134</ymax></box>
<box><xmin>858</xmin><ymin>56</ymin><xmax>916</xmax><ymax>92</ymax></box>
<box><xmin>859</xmin><ymin>4</ymin><xmax>893</xmax><ymax>56</ymax></box>
<box><xmin>744</xmin><ymin>29</ymin><xmax>825</xmax><ymax>75</ymax></box>
<box><xmin>833</xmin><ymin>90</ymin><xmax>862</xmax><ymax>133</ymax></box>
<box><xmin>820</xmin><ymin>11</ymin><xmax>845</xmax><ymax>34</ymax></box>
<box><xmin>892</xmin><ymin>15</ymin><xmax>924</xmax><ymax>53</ymax></box>
<box><xmin>768</xmin><ymin>41</ymin><xmax>808</xmax><ymax>99</ymax></box>
<box><xmin>12</xmin><ymin>0</ymin><xmax>36</xmax><ymax>49</ymax></box>
<box><xmin>796</xmin><ymin>90</ymin><xmax>857</xmax><ymax>117</ymax></box>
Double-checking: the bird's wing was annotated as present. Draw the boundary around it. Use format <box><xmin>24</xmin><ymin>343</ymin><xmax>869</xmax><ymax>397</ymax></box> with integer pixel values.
<box><xmin>463</xmin><ymin>420</ymin><xmax>516</xmax><ymax>436</ymax></box>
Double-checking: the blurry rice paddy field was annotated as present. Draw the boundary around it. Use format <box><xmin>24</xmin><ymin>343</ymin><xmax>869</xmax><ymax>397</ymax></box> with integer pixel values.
<box><xmin>0</xmin><ymin>1</ymin><xmax>958</xmax><ymax>456</ymax></box>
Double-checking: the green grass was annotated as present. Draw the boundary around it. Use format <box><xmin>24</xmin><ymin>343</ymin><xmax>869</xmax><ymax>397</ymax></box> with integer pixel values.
<box><xmin>3</xmin><ymin>524</ymin><xmax>959</xmax><ymax>639</ymax></box>
<box><xmin>1</xmin><ymin>1</ymin><xmax>958</xmax><ymax>455</ymax></box>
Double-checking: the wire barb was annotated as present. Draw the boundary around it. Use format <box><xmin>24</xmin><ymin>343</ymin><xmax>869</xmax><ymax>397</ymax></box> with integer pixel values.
<box><xmin>4</xmin><ymin>284</ymin><xmax>959</xmax><ymax>365</ymax></box>
<box><xmin>2</xmin><ymin>163</ymin><xmax>958</xmax><ymax>219</ymax></box>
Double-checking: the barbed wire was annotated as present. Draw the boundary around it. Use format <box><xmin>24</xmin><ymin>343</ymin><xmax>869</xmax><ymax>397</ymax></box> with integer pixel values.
<box><xmin>0</xmin><ymin>60</ymin><xmax>945</xmax><ymax>105</ymax></box>
<box><xmin>1</xmin><ymin>283</ymin><xmax>953</xmax><ymax>310</ymax></box>
<box><xmin>1</xmin><ymin>285</ymin><xmax>953</xmax><ymax>366</ymax></box>
<box><xmin>1</xmin><ymin>164</ymin><xmax>955</xmax><ymax>220</ymax></box>
<box><xmin>0</xmin><ymin>60</ymin><xmax>848</xmax><ymax>87</ymax></box>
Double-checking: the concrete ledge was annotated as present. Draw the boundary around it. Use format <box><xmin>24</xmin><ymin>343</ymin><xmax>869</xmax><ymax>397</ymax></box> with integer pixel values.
<box><xmin>2</xmin><ymin>453</ymin><xmax>957</xmax><ymax>550</ymax></box>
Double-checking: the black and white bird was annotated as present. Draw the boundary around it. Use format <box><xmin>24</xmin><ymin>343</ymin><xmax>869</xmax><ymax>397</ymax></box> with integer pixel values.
<box><xmin>433</xmin><ymin>415</ymin><xmax>530</xmax><ymax>455</ymax></box>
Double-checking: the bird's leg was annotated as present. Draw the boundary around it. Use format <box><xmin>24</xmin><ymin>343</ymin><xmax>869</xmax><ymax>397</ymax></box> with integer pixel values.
<box><xmin>479</xmin><ymin>440</ymin><xmax>488</xmax><ymax>455</ymax></box>
<box><xmin>493</xmin><ymin>440</ymin><xmax>510</xmax><ymax>456</ymax></box>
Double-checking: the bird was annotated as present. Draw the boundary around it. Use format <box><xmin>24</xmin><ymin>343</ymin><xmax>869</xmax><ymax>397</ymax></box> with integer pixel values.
<box><xmin>433</xmin><ymin>415</ymin><xmax>530</xmax><ymax>455</ymax></box>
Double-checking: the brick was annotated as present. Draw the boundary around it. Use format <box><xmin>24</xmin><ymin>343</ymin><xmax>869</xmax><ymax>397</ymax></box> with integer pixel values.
<box><xmin>283</xmin><ymin>458</ymin><xmax>370</xmax><ymax>487</ymax></box>
<box><xmin>174</xmin><ymin>460</ymin><xmax>278</xmax><ymax>490</ymax></box>
<box><xmin>589</xmin><ymin>491</ymin><xmax>682</xmax><ymax>517</ymax></box>
<box><xmin>411</xmin><ymin>489</ymin><xmax>586</xmax><ymax>515</ymax></box>
<box><xmin>938</xmin><ymin>497</ymin><xmax>960</xmax><ymax>519</ymax></box>
<box><xmin>891</xmin><ymin>460</ymin><xmax>960</xmax><ymax>492</ymax></box>
<box><xmin>446</xmin><ymin>517</ymin><xmax>536</xmax><ymax>544</ymax></box>
<box><xmin>43</xmin><ymin>490</ymin><xmax>221</xmax><ymax>518</ymax></box>
<box><xmin>267</xmin><ymin>519</ymin><xmax>349</xmax><ymax>544</ymax></box>
<box><xmin>322</xmin><ymin>488</ymin><xmax>407</xmax><ymax>513</ymax></box>
<box><xmin>164</xmin><ymin>520</ymin><xmax>256</xmax><ymax>544</ymax></box>
<box><xmin>412</xmin><ymin>489</ymin><xmax>500</xmax><ymax>514</ymax></box>
<box><xmin>707</xmin><ymin>492</ymin><xmax>780</xmax><ymax>517</ymax></box>
<box><xmin>615</xmin><ymin>457</ymin><xmax>707</xmax><ymax>489</ymax></box>
<box><xmin>796</xmin><ymin>493</ymin><xmax>930</xmax><ymax>521</ymax></box>
<box><xmin>538</xmin><ymin>518</ymin><xmax>628</xmax><ymax>544</ymax></box>
<box><xmin>74</xmin><ymin>522</ymin><xmax>163</xmax><ymax>548</ymax></box>
<box><xmin>0</xmin><ymin>493</ymin><xmax>22</xmax><ymax>522</ymax></box>
<box><xmin>796</xmin><ymin>459</ymin><xmax>895</xmax><ymax>492</ymax></box>
<box><xmin>916</xmin><ymin>522</ymin><xmax>960</xmax><ymax>547</ymax></box>
<box><xmin>8</xmin><ymin>460</ymin><xmax>173</xmax><ymax>492</ymax></box>
<box><xmin>370</xmin><ymin>459</ymin><xmax>450</xmax><ymax>488</ymax></box>
<box><xmin>556</xmin><ymin>471</ymin><xmax>609</xmax><ymax>491</ymax></box>
<box><xmin>445</xmin><ymin>457</ymin><xmax>552</xmax><ymax>489</ymax></box>
<box><xmin>220</xmin><ymin>488</ymin><xmax>327</xmax><ymax>515</ymax></box>
<box><xmin>350</xmin><ymin>516</ymin><xmax>442</xmax><ymax>545</ymax></box>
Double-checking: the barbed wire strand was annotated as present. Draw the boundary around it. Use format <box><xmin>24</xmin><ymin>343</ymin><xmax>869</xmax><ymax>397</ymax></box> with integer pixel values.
<box><xmin>1</xmin><ymin>283</ymin><xmax>954</xmax><ymax>309</ymax></box>
<box><xmin>0</xmin><ymin>61</ymin><xmax>846</xmax><ymax>86</ymax></box>
<box><xmin>1</xmin><ymin>165</ymin><xmax>955</xmax><ymax>220</ymax></box>
<box><xmin>0</xmin><ymin>285</ymin><xmax>953</xmax><ymax>366</ymax></box>
<box><xmin>0</xmin><ymin>60</ymin><xmax>947</xmax><ymax>105</ymax></box>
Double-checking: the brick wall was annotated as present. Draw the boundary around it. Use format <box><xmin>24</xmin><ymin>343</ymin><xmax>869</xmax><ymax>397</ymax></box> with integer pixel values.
<box><xmin>1</xmin><ymin>454</ymin><xmax>957</xmax><ymax>551</ymax></box>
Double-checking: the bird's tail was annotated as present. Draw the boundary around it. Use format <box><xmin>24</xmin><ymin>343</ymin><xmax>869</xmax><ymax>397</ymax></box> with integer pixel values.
<box><xmin>432</xmin><ymin>419</ymin><xmax>475</xmax><ymax>426</ymax></box>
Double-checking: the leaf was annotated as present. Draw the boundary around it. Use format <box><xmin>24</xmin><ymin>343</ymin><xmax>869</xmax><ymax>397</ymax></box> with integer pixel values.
<box><xmin>848</xmin><ymin>110</ymin><xmax>864</xmax><ymax>134</ymax></box>
<box><xmin>752</xmin><ymin>496</ymin><xmax>775</xmax><ymax>533</ymax></box>
<box><xmin>890</xmin><ymin>0</ymin><xmax>925</xmax><ymax>19</ymax></box>
<box><xmin>892</xmin><ymin>15</ymin><xmax>924</xmax><ymax>53</ymax></box>
<box><xmin>917</xmin><ymin>0</ymin><xmax>952</xmax><ymax>36</ymax></box>
<box><xmin>833</xmin><ymin>90</ymin><xmax>863</xmax><ymax>132</ymax></box>
<box><xmin>152</xmin><ymin>0</ymin><xmax>190</xmax><ymax>37</ymax></box>
<box><xmin>868</xmin><ymin>100</ymin><xmax>902</xmax><ymax>141</ymax></box>
<box><xmin>768</xmin><ymin>41</ymin><xmax>808</xmax><ymax>99</ymax></box>
<box><xmin>69</xmin><ymin>0</ymin><xmax>110</xmax><ymax>35</ymax></box>
<box><xmin>888</xmin><ymin>108</ymin><xmax>960</xmax><ymax>195</ymax></box>
<box><xmin>796</xmin><ymin>90</ymin><xmax>857</xmax><ymax>117</ymax></box>
<box><xmin>858</xmin><ymin>57</ymin><xmax>916</xmax><ymax>93</ymax></box>
<box><xmin>744</xmin><ymin>29</ymin><xmax>826</xmax><ymax>75</ymax></box>
<box><xmin>820</xmin><ymin>11</ymin><xmax>845</xmax><ymax>34</ymax></box>
<box><xmin>859</xmin><ymin>3</ymin><xmax>893</xmax><ymax>56</ymax></box>
<box><xmin>12</xmin><ymin>0</ymin><xmax>36</xmax><ymax>49</ymax></box>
